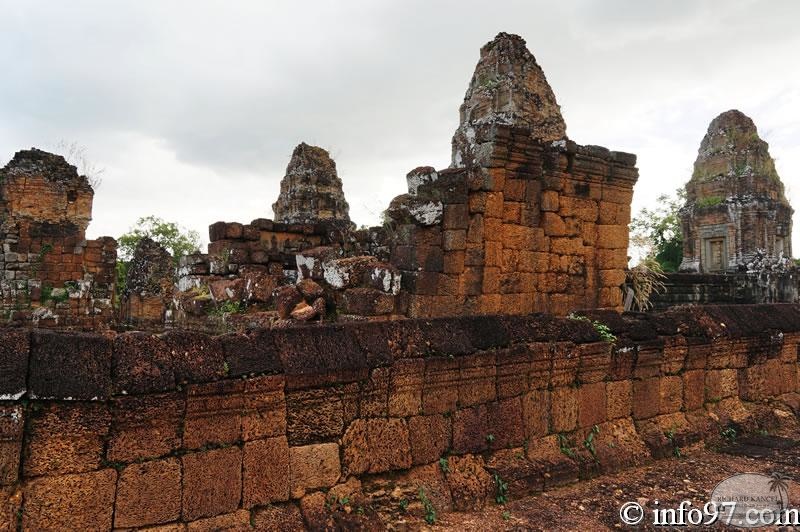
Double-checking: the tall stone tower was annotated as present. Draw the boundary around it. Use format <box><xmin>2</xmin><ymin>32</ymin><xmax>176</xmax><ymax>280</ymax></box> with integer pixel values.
<box><xmin>679</xmin><ymin>110</ymin><xmax>793</xmax><ymax>272</ymax></box>
<box><xmin>272</xmin><ymin>143</ymin><xmax>351</xmax><ymax>225</ymax></box>
<box><xmin>451</xmin><ymin>32</ymin><xmax>567</xmax><ymax>168</ymax></box>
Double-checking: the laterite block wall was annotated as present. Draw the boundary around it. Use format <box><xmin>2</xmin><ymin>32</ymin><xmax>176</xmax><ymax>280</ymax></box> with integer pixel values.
<box><xmin>2</xmin><ymin>304</ymin><xmax>800</xmax><ymax>530</ymax></box>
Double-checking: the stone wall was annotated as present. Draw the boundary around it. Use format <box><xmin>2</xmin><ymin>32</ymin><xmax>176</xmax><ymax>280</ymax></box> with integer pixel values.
<box><xmin>172</xmin><ymin>219</ymin><xmax>391</xmax><ymax>327</ymax></box>
<box><xmin>650</xmin><ymin>272</ymin><xmax>800</xmax><ymax>311</ymax></box>
<box><xmin>387</xmin><ymin>126</ymin><xmax>636</xmax><ymax>318</ymax></box>
<box><xmin>0</xmin><ymin>149</ymin><xmax>117</xmax><ymax>328</ymax></box>
<box><xmin>3</xmin><ymin>304</ymin><xmax>800</xmax><ymax>529</ymax></box>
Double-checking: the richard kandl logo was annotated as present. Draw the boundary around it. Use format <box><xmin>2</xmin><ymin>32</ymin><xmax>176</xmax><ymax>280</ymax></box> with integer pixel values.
<box><xmin>710</xmin><ymin>472</ymin><xmax>794</xmax><ymax>528</ymax></box>
<box><xmin>619</xmin><ymin>472</ymin><xmax>798</xmax><ymax>528</ymax></box>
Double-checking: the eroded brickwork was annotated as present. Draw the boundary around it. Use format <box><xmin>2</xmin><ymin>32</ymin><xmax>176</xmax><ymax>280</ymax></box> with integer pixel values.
<box><xmin>0</xmin><ymin>149</ymin><xmax>116</xmax><ymax>327</ymax></box>
<box><xmin>680</xmin><ymin>110</ymin><xmax>793</xmax><ymax>272</ymax></box>
<box><xmin>2</xmin><ymin>305</ymin><xmax>800</xmax><ymax>529</ymax></box>
<box><xmin>272</xmin><ymin>143</ymin><xmax>352</xmax><ymax>225</ymax></box>
<box><xmin>386</xmin><ymin>33</ymin><xmax>636</xmax><ymax>317</ymax></box>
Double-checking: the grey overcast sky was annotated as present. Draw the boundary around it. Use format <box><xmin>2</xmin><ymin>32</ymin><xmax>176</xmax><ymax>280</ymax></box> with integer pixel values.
<box><xmin>1</xmin><ymin>0</ymin><xmax>799</xmax><ymax>253</ymax></box>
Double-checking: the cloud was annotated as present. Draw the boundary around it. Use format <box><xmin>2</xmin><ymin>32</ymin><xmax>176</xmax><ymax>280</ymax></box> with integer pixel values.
<box><xmin>1</xmin><ymin>0</ymin><xmax>798</xmax><ymax>254</ymax></box>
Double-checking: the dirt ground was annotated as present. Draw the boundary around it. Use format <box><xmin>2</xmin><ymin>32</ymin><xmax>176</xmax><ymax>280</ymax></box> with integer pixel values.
<box><xmin>401</xmin><ymin>437</ymin><xmax>800</xmax><ymax>531</ymax></box>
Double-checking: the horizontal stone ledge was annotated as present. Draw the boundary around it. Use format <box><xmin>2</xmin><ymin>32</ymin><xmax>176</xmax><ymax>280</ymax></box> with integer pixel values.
<box><xmin>1</xmin><ymin>304</ymin><xmax>800</xmax><ymax>400</ymax></box>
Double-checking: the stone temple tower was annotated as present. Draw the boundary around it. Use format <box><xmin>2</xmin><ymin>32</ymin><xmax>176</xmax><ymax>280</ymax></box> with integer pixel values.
<box><xmin>451</xmin><ymin>32</ymin><xmax>567</xmax><ymax>168</ymax></box>
<box><xmin>679</xmin><ymin>110</ymin><xmax>793</xmax><ymax>272</ymax></box>
<box><xmin>272</xmin><ymin>143</ymin><xmax>351</xmax><ymax>225</ymax></box>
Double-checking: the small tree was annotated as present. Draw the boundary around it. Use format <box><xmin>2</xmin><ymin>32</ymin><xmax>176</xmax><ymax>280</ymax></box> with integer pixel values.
<box><xmin>117</xmin><ymin>216</ymin><xmax>201</xmax><ymax>264</ymax></box>
<box><xmin>629</xmin><ymin>189</ymin><xmax>685</xmax><ymax>272</ymax></box>
<box><xmin>116</xmin><ymin>216</ymin><xmax>201</xmax><ymax>297</ymax></box>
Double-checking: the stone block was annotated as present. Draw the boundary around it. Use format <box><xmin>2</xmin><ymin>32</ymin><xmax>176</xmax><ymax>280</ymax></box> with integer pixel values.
<box><xmin>289</xmin><ymin>443</ymin><xmax>340</xmax><ymax>498</ymax></box>
<box><xmin>458</xmin><ymin>352</ymin><xmax>496</xmax><ymax>407</ymax></box>
<box><xmin>606</xmin><ymin>380</ymin><xmax>632</xmax><ymax>419</ymax></box>
<box><xmin>596</xmin><ymin>225</ymin><xmax>627</xmax><ymax>249</ymax></box>
<box><xmin>242</xmin><ymin>375</ymin><xmax>286</xmax><ymax>441</ymax></box>
<box><xmin>342</xmin><ymin>418</ymin><xmax>412</xmax><ymax>475</ymax></box>
<box><xmin>187</xmin><ymin>510</ymin><xmax>251</xmax><ymax>531</ymax></box>
<box><xmin>251</xmin><ymin>503</ymin><xmax>306</xmax><ymax>531</ymax></box>
<box><xmin>705</xmin><ymin>369</ymin><xmax>738</xmax><ymax>401</ymax></box>
<box><xmin>682</xmin><ymin>369</ymin><xmax>705</xmax><ymax>411</ymax></box>
<box><xmin>29</xmin><ymin>330</ymin><xmax>112</xmax><ymax>400</ymax></box>
<box><xmin>107</xmin><ymin>393</ymin><xmax>184</xmax><ymax>462</ymax></box>
<box><xmin>24</xmin><ymin>402</ymin><xmax>110</xmax><ymax>477</ymax></box>
<box><xmin>286</xmin><ymin>387</ymin><xmax>344</xmax><ymax>445</ymax></box>
<box><xmin>182</xmin><ymin>447</ymin><xmax>242</xmax><ymax>521</ymax></box>
<box><xmin>542</xmin><ymin>212</ymin><xmax>566</xmax><ymax>236</ymax></box>
<box><xmin>578</xmin><ymin>381</ymin><xmax>607</xmax><ymax>428</ymax></box>
<box><xmin>114</xmin><ymin>458</ymin><xmax>181</xmax><ymax>528</ymax></box>
<box><xmin>0</xmin><ymin>407</ymin><xmax>23</xmax><ymax>486</ymax></box>
<box><xmin>632</xmin><ymin>378</ymin><xmax>660</xmax><ymax>420</ymax></box>
<box><xmin>522</xmin><ymin>389</ymin><xmax>550</xmax><ymax>438</ymax></box>
<box><xmin>408</xmin><ymin>415</ymin><xmax>451</xmax><ymax>465</ymax></box>
<box><xmin>243</xmin><ymin>436</ymin><xmax>290</xmax><ymax>507</ymax></box>
<box><xmin>443</xmin><ymin>204</ymin><xmax>469</xmax><ymax>229</ymax></box>
<box><xmin>388</xmin><ymin>358</ymin><xmax>424</xmax><ymax>417</ymax></box>
<box><xmin>495</xmin><ymin>346</ymin><xmax>530</xmax><ymax>399</ymax></box>
<box><xmin>0</xmin><ymin>329</ymin><xmax>28</xmax><ymax>400</ymax></box>
<box><xmin>183</xmin><ymin>380</ymin><xmax>243</xmax><ymax>450</ymax></box>
<box><xmin>659</xmin><ymin>375</ymin><xmax>683</xmax><ymax>415</ymax></box>
<box><xmin>452</xmin><ymin>405</ymin><xmax>489</xmax><ymax>454</ymax></box>
<box><xmin>422</xmin><ymin>357</ymin><xmax>459</xmax><ymax>414</ymax></box>
<box><xmin>112</xmin><ymin>332</ymin><xmax>175</xmax><ymax>395</ymax></box>
<box><xmin>551</xmin><ymin>387</ymin><xmax>578</xmax><ymax>433</ymax></box>
<box><xmin>23</xmin><ymin>469</ymin><xmax>116</xmax><ymax>531</ymax></box>
<box><xmin>161</xmin><ymin>330</ymin><xmax>226</xmax><ymax>385</ymax></box>
<box><xmin>488</xmin><ymin>398</ymin><xmax>525</xmax><ymax>449</ymax></box>
<box><xmin>360</xmin><ymin>367</ymin><xmax>390</xmax><ymax>418</ymax></box>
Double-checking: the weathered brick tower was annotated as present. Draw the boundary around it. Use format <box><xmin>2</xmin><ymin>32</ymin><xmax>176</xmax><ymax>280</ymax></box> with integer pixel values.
<box><xmin>386</xmin><ymin>32</ymin><xmax>639</xmax><ymax>317</ymax></box>
<box><xmin>0</xmin><ymin>148</ymin><xmax>116</xmax><ymax>326</ymax></box>
<box><xmin>272</xmin><ymin>143</ymin><xmax>352</xmax><ymax>225</ymax></box>
<box><xmin>679</xmin><ymin>110</ymin><xmax>793</xmax><ymax>272</ymax></box>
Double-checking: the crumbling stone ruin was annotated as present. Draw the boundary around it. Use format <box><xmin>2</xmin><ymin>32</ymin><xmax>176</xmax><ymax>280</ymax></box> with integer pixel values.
<box><xmin>451</xmin><ymin>32</ymin><xmax>567</xmax><ymax>168</ymax></box>
<box><xmin>119</xmin><ymin>237</ymin><xmax>174</xmax><ymax>328</ymax></box>
<box><xmin>387</xmin><ymin>32</ymin><xmax>636</xmax><ymax>317</ymax></box>
<box><xmin>3</xmin><ymin>30</ymin><xmax>800</xmax><ymax>532</ymax></box>
<box><xmin>0</xmin><ymin>149</ymin><xmax>116</xmax><ymax>327</ymax></box>
<box><xmin>679</xmin><ymin>109</ymin><xmax>793</xmax><ymax>273</ymax></box>
<box><xmin>163</xmin><ymin>32</ymin><xmax>637</xmax><ymax>326</ymax></box>
<box><xmin>272</xmin><ymin>143</ymin><xmax>352</xmax><ymax>225</ymax></box>
<box><xmin>652</xmin><ymin>111</ymin><xmax>797</xmax><ymax>309</ymax></box>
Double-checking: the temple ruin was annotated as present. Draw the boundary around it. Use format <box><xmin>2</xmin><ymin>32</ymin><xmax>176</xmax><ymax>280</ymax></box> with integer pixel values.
<box><xmin>2</xmin><ymin>31</ymin><xmax>800</xmax><ymax>531</ymax></box>
<box><xmin>272</xmin><ymin>143</ymin><xmax>352</xmax><ymax>225</ymax></box>
<box><xmin>0</xmin><ymin>149</ymin><xmax>116</xmax><ymax>328</ymax></box>
<box><xmin>679</xmin><ymin>109</ymin><xmax>793</xmax><ymax>273</ymax></box>
<box><xmin>651</xmin><ymin>110</ymin><xmax>798</xmax><ymax>310</ymax></box>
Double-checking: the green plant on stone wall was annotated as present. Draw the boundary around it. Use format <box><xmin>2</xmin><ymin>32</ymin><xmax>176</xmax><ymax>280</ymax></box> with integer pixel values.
<box><xmin>568</xmin><ymin>314</ymin><xmax>617</xmax><ymax>343</ymax></box>
<box><xmin>696</xmin><ymin>196</ymin><xmax>724</xmax><ymax>209</ymax></box>
<box><xmin>418</xmin><ymin>487</ymin><xmax>436</xmax><ymax>525</ymax></box>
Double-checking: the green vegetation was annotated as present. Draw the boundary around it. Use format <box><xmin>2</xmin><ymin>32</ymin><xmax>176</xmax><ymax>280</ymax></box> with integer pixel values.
<box><xmin>117</xmin><ymin>215</ymin><xmax>201</xmax><ymax>264</ymax></box>
<box><xmin>629</xmin><ymin>189</ymin><xmax>685</xmax><ymax>272</ymax></box>
<box><xmin>696</xmin><ymin>196</ymin><xmax>723</xmax><ymax>208</ymax></box>
<box><xmin>665</xmin><ymin>428</ymin><xmax>681</xmax><ymax>458</ymax></box>
<box><xmin>116</xmin><ymin>215</ymin><xmax>201</xmax><ymax>298</ymax></box>
<box><xmin>583</xmin><ymin>425</ymin><xmax>600</xmax><ymax>459</ymax></box>
<box><xmin>207</xmin><ymin>300</ymin><xmax>244</xmax><ymax>317</ymax></box>
<box><xmin>557</xmin><ymin>433</ymin><xmax>576</xmax><ymax>458</ymax></box>
<box><xmin>568</xmin><ymin>314</ymin><xmax>616</xmax><ymax>343</ymax></box>
<box><xmin>721</xmin><ymin>426</ymin><xmax>737</xmax><ymax>443</ymax></box>
<box><xmin>438</xmin><ymin>457</ymin><xmax>450</xmax><ymax>474</ymax></box>
<box><xmin>418</xmin><ymin>487</ymin><xmax>436</xmax><ymax>524</ymax></box>
<box><xmin>494</xmin><ymin>473</ymin><xmax>509</xmax><ymax>505</ymax></box>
